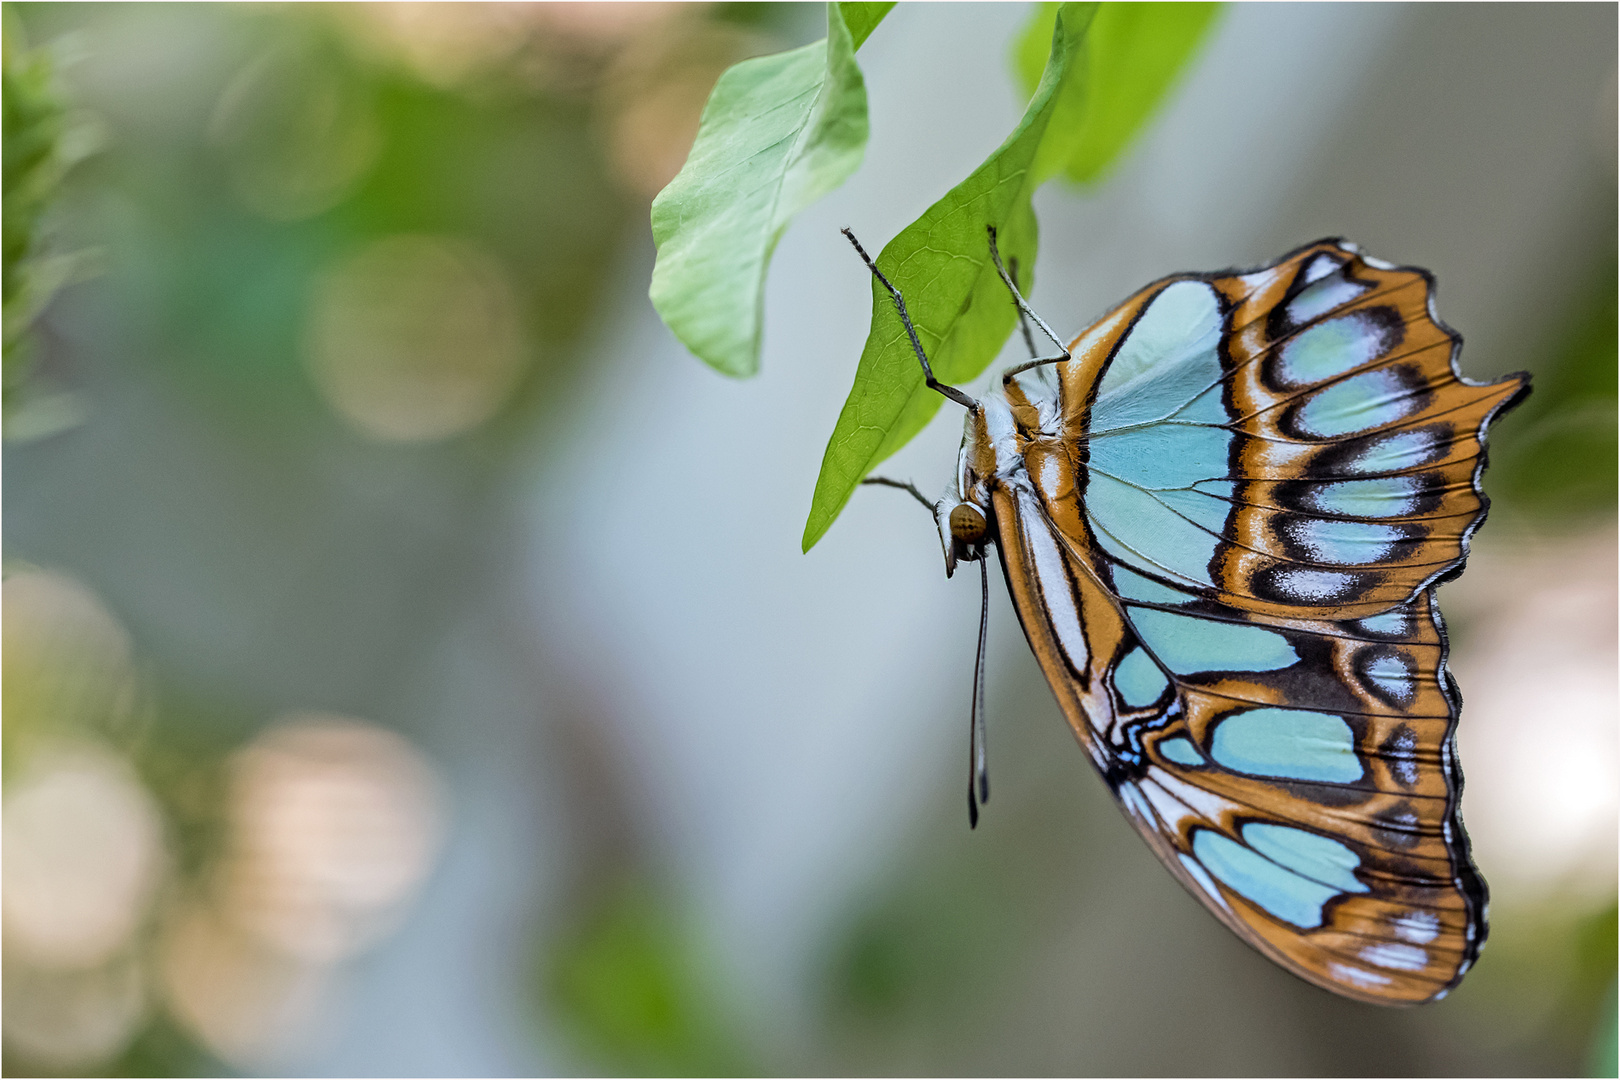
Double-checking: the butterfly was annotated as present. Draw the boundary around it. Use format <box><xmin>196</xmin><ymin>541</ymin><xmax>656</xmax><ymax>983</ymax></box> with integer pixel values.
<box><xmin>844</xmin><ymin>228</ymin><xmax>1529</xmax><ymax>1006</ymax></box>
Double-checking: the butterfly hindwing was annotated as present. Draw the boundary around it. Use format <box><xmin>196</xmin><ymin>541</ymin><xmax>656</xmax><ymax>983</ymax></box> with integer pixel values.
<box><xmin>984</xmin><ymin>239</ymin><xmax>1519</xmax><ymax>1005</ymax></box>
<box><xmin>993</xmin><ymin>475</ymin><xmax>1484</xmax><ymax>1005</ymax></box>
<box><xmin>1116</xmin><ymin>583</ymin><xmax>1484</xmax><ymax>1006</ymax></box>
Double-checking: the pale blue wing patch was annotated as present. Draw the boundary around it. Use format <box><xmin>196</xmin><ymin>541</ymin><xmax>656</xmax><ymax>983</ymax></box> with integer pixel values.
<box><xmin>1300</xmin><ymin>252</ymin><xmax>1344</xmax><ymax>285</ymax></box>
<box><xmin>1380</xmin><ymin>723</ymin><xmax>1421</xmax><ymax>787</ymax></box>
<box><xmin>1264</xmin><ymin>568</ymin><xmax>1365</xmax><ymax>604</ymax></box>
<box><xmin>1178</xmin><ymin>852</ymin><xmax>1230</xmax><ymax>910</ymax></box>
<box><xmin>1305</xmin><ymin>476</ymin><xmax>1424</xmax><ymax>518</ymax></box>
<box><xmin>1328</xmin><ymin>962</ymin><xmax>1394</xmax><ymax>990</ymax></box>
<box><xmin>1275</xmin><ymin>310</ymin><xmax>1400</xmax><ymax>387</ymax></box>
<box><xmin>1117</xmin><ymin>779</ymin><xmax>1156</xmax><ymax>824</ymax></box>
<box><xmin>1360</xmin><ymin>649</ymin><xmax>1418</xmax><ymax>705</ymax></box>
<box><xmin>1114</xmin><ymin>646</ymin><xmax>1170</xmax><ymax>707</ymax></box>
<box><xmin>1190</xmin><ymin>822</ymin><xmax>1371</xmax><ymax>931</ymax></box>
<box><xmin>1207</xmin><ymin>707</ymin><xmax>1363</xmax><ymax>783</ymax></box>
<box><xmin>1192</xmin><ymin>478</ymin><xmax>1240</xmax><ymax>500</ymax></box>
<box><xmin>1015</xmin><ymin>488</ymin><xmax>1090</xmax><ymax>674</ymax></box>
<box><xmin>1091</xmin><ymin>281</ymin><xmax>1224</xmax><ymax>431</ymax></box>
<box><xmin>1282</xmin><ymin>518</ymin><xmax>1404</xmax><ymax>565</ymax></box>
<box><xmin>1391</xmin><ymin>909</ymin><xmax>1440</xmax><ymax>944</ymax></box>
<box><xmin>1171</xmin><ymin>384</ymin><xmax>1229</xmax><ymax>424</ymax></box>
<box><xmin>1086</xmin><ymin>474</ymin><xmax>1221</xmax><ymax>586</ymax></box>
<box><xmin>1158</xmin><ymin>736</ymin><xmax>1205</xmax><ymax>767</ymax></box>
<box><xmin>1283</xmin><ymin>267</ymin><xmax>1371</xmax><ymax>326</ymax></box>
<box><xmin>1339</xmin><ymin>427</ymin><xmax>1446</xmax><ymax>476</ymax></box>
<box><xmin>1111</xmin><ymin>565</ymin><xmax>1197</xmax><ymax>606</ymax></box>
<box><xmin>1127</xmin><ymin>607</ymin><xmax>1298</xmax><ymax>675</ymax></box>
<box><xmin>1191</xmin><ymin>830</ymin><xmax>1339</xmax><ymax>929</ymax></box>
<box><xmin>1294</xmin><ymin>368</ymin><xmax>1428</xmax><ymax>438</ymax></box>
<box><xmin>1355</xmin><ymin>609</ymin><xmax>1412</xmax><ymax>637</ymax></box>
<box><xmin>1153</xmin><ymin>487</ymin><xmax>1233</xmax><ymax>536</ymax></box>
<box><xmin>1092</xmin><ymin>521</ymin><xmax>1210</xmax><ymax>593</ymax></box>
<box><xmin>1242</xmin><ymin>823</ymin><xmax>1368</xmax><ymax>896</ymax></box>
<box><xmin>1359</xmin><ymin>941</ymin><xmax>1429</xmax><ymax>972</ymax></box>
<box><xmin>1087</xmin><ymin>423</ymin><xmax>1232</xmax><ymax>490</ymax></box>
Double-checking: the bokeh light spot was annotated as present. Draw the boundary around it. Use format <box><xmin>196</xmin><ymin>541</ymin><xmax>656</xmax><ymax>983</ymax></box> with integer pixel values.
<box><xmin>158</xmin><ymin>898</ymin><xmax>335</xmax><ymax>1071</ymax></box>
<box><xmin>3</xmin><ymin>744</ymin><xmax>167</xmax><ymax>971</ymax></box>
<box><xmin>210</xmin><ymin>41</ymin><xmax>381</xmax><ymax>222</ymax></box>
<box><xmin>3</xmin><ymin>569</ymin><xmax>136</xmax><ymax>746</ymax></box>
<box><xmin>599</xmin><ymin>26</ymin><xmax>769</xmax><ymax>199</ymax></box>
<box><xmin>2</xmin><ymin>952</ymin><xmax>148</xmax><ymax>1071</ymax></box>
<box><xmin>219</xmin><ymin>713</ymin><xmax>446</xmax><ymax>964</ymax></box>
<box><xmin>305</xmin><ymin>235</ymin><xmax>529</xmax><ymax>442</ymax></box>
<box><xmin>1454</xmin><ymin>528</ymin><xmax>1619</xmax><ymax>899</ymax></box>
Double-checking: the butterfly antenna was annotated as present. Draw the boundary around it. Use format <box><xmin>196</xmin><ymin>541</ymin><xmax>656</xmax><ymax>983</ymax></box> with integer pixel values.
<box><xmin>842</xmin><ymin>228</ymin><xmax>978</xmax><ymax>411</ymax></box>
<box><xmin>969</xmin><ymin>554</ymin><xmax>991</xmax><ymax>829</ymax></box>
<box><xmin>986</xmin><ymin>226</ymin><xmax>1071</xmax><ymax>381</ymax></box>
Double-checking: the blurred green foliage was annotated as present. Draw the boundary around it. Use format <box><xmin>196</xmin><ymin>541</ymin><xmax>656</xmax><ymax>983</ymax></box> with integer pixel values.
<box><xmin>545</xmin><ymin>877</ymin><xmax>756</xmax><ymax>1077</ymax></box>
<box><xmin>1591</xmin><ymin>977</ymin><xmax>1618</xmax><ymax>1077</ymax></box>
<box><xmin>90</xmin><ymin>10</ymin><xmax>632</xmax><ymax>441</ymax></box>
<box><xmin>1014</xmin><ymin>1</ymin><xmax>1221</xmax><ymax>185</ymax></box>
<box><xmin>828</xmin><ymin>852</ymin><xmax>1020</xmax><ymax>1027</ymax></box>
<box><xmin>2</xmin><ymin>5</ymin><xmax>95</xmax><ymax>436</ymax></box>
<box><xmin>1430</xmin><ymin>897</ymin><xmax>1620</xmax><ymax>1076</ymax></box>
<box><xmin>1580</xmin><ymin>913</ymin><xmax>1619</xmax><ymax>1076</ymax></box>
<box><xmin>103</xmin><ymin>1014</ymin><xmax>228</xmax><ymax>1080</ymax></box>
<box><xmin>1489</xmin><ymin>262</ymin><xmax>1617</xmax><ymax>521</ymax></box>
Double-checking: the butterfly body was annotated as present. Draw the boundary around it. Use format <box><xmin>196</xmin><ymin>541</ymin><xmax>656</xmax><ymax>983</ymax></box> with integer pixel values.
<box><xmin>931</xmin><ymin>239</ymin><xmax>1527</xmax><ymax>1005</ymax></box>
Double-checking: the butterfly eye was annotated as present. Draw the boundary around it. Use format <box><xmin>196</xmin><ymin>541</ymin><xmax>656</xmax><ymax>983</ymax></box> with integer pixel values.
<box><xmin>949</xmin><ymin>503</ymin><xmax>988</xmax><ymax>544</ymax></box>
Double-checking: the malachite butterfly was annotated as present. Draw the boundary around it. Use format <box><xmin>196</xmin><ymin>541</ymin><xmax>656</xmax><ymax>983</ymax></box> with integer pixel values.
<box><xmin>846</xmin><ymin>229</ymin><xmax>1529</xmax><ymax>1006</ymax></box>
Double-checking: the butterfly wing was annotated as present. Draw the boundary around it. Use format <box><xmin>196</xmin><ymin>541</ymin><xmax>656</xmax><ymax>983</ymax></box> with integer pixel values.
<box><xmin>1056</xmin><ymin>239</ymin><xmax>1527</xmax><ymax>621</ymax></box>
<box><xmin>988</xmin><ymin>239</ymin><xmax>1522</xmax><ymax>1005</ymax></box>
<box><xmin>993</xmin><ymin>479</ymin><xmax>1484</xmax><ymax>1005</ymax></box>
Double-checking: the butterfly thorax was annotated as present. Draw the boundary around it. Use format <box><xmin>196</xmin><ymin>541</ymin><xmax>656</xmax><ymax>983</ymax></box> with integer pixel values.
<box><xmin>935</xmin><ymin>392</ymin><xmax>1033</xmax><ymax>577</ymax></box>
<box><xmin>936</xmin><ymin>366</ymin><xmax>1094</xmax><ymax>580</ymax></box>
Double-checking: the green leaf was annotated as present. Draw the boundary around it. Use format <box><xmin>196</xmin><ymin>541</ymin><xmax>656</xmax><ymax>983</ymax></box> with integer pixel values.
<box><xmin>649</xmin><ymin>3</ymin><xmax>891</xmax><ymax>378</ymax></box>
<box><xmin>1016</xmin><ymin>1</ymin><xmax>1222</xmax><ymax>185</ymax></box>
<box><xmin>801</xmin><ymin>3</ymin><xmax>1099</xmax><ymax>553</ymax></box>
<box><xmin>840</xmin><ymin>2</ymin><xmax>896</xmax><ymax>49</ymax></box>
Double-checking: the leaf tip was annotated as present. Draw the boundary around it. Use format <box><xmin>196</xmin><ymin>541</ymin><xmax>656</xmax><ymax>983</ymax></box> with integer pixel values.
<box><xmin>800</xmin><ymin>514</ymin><xmax>827</xmax><ymax>554</ymax></box>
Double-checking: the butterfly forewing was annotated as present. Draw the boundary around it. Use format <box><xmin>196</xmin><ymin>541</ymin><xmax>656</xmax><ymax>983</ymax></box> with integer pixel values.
<box><xmin>1046</xmin><ymin>241</ymin><xmax>1525</xmax><ymax>622</ymax></box>
<box><xmin>989</xmin><ymin>239</ymin><xmax>1520</xmax><ymax>1005</ymax></box>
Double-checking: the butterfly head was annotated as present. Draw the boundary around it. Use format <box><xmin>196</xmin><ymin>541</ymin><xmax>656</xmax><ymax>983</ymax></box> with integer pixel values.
<box><xmin>934</xmin><ymin>405</ymin><xmax>1000</xmax><ymax>577</ymax></box>
<box><xmin>948</xmin><ymin>502</ymin><xmax>988</xmax><ymax>545</ymax></box>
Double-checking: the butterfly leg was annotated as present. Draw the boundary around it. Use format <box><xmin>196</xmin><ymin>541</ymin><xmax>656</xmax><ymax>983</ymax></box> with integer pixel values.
<box><xmin>841</xmin><ymin>228</ymin><xmax>978</xmax><ymax>411</ymax></box>
<box><xmin>986</xmin><ymin>226</ymin><xmax>1071</xmax><ymax>381</ymax></box>
<box><xmin>859</xmin><ymin>475</ymin><xmax>934</xmax><ymax>513</ymax></box>
<box><xmin>1006</xmin><ymin>256</ymin><xmax>1041</xmax><ymax>360</ymax></box>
